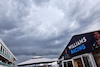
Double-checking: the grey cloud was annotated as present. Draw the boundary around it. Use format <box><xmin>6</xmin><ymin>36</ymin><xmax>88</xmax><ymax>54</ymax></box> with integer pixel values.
<box><xmin>0</xmin><ymin>0</ymin><xmax>28</xmax><ymax>34</ymax></box>
<box><xmin>10</xmin><ymin>46</ymin><xmax>60</xmax><ymax>57</ymax></box>
<box><xmin>0</xmin><ymin>0</ymin><xmax>100</xmax><ymax>66</ymax></box>
<box><xmin>32</xmin><ymin>0</ymin><xmax>50</xmax><ymax>6</ymax></box>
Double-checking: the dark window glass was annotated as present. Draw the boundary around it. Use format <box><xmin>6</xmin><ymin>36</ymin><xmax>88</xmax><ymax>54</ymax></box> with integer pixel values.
<box><xmin>64</xmin><ymin>62</ymin><xmax>67</xmax><ymax>67</ymax></box>
<box><xmin>63</xmin><ymin>61</ymin><xmax>73</xmax><ymax>67</ymax></box>
<box><xmin>1</xmin><ymin>46</ymin><xmax>2</xmax><ymax>51</ymax></box>
<box><xmin>83</xmin><ymin>56</ymin><xmax>92</xmax><ymax>67</ymax></box>
<box><xmin>67</xmin><ymin>61</ymin><xmax>73</xmax><ymax>67</ymax></box>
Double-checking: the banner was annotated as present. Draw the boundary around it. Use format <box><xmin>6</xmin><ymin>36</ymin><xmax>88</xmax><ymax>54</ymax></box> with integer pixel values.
<box><xmin>59</xmin><ymin>31</ymin><xmax>100</xmax><ymax>60</ymax></box>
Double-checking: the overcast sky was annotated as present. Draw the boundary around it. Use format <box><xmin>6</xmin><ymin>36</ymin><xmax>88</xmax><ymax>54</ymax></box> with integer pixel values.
<box><xmin>0</xmin><ymin>0</ymin><xmax>100</xmax><ymax>67</ymax></box>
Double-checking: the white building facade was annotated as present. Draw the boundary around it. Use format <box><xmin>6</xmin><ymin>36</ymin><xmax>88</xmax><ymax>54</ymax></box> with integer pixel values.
<box><xmin>0</xmin><ymin>39</ymin><xmax>17</xmax><ymax>67</ymax></box>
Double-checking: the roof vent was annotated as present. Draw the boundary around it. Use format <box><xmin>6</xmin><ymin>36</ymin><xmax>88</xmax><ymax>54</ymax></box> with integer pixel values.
<box><xmin>32</xmin><ymin>56</ymin><xmax>43</xmax><ymax>59</ymax></box>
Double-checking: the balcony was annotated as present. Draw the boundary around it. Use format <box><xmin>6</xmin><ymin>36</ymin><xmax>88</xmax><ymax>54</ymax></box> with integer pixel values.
<box><xmin>0</xmin><ymin>62</ymin><xmax>11</xmax><ymax>67</ymax></box>
<box><xmin>0</xmin><ymin>50</ymin><xmax>13</xmax><ymax>62</ymax></box>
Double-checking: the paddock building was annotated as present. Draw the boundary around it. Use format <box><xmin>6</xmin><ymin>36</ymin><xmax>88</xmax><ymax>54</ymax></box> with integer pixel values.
<box><xmin>58</xmin><ymin>30</ymin><xmax>100</xmax><ymax>67</ymax></box>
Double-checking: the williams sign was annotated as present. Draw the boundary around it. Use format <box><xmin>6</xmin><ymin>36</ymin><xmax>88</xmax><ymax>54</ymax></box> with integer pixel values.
<box><xmin>59</xmin><ymin>30</ymin><xmax>100</xmax><ymax>60</ymax></box>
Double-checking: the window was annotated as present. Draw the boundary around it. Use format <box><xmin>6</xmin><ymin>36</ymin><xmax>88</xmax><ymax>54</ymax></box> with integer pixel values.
<box><xmin>67</xmin><ymin>61</ymin><xmax>73</xmax><ymax>67</ymax></box>
<box><xmin>63</xmin><ymin>61</ymin><xmax>73</xmax><ymax>67</ymax></box>
<box><xmin>5</xmin><ymin>49</ymin><xmax>6</xmax><ymax>54</ymax></box>
<box><xmin>83</xmin><ymin>56</ymin><xmax>92</xmax><ymax>67</ymax></box>
<box><xmin>1</xmin><ymin>46</ymin><xmax>2</xmax><ymax>51</ymax></box>
<box><xmin>64</xmin><ymin>62</ymin><xmax>67</xmax><ymax>67</ymax></box>
<box><xmin>4</xmin><ymin>48</ymin><xmax>6</xmax><ymax>53</ymax></box>
<box><xmin>74</xmin><ymin>58</ymin><xmax>83</xmax><ymax>67</ymax></box>
<box><xmin>0</xmin><ymin>43</ymin><xmax>1</xmax><ymax>50</ymax></box>
<box><xmin>3</xmin><ymin>47</ymin><xmax>4</xmax><ymax>53</ymax></box>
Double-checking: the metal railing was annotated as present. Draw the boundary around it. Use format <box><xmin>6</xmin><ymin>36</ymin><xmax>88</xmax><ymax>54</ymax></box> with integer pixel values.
<box><xmin>0</xmin><ymin>62</ymin><xmax>12</xmax><ymax>67</ymax></box>
<box><xmin>0</xmin><ymin>50</ymin><xmax>13</xmax><ymax>62</ymax></box>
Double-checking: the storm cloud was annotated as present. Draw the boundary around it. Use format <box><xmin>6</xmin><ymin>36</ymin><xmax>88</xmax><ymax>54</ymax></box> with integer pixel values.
<box><xmin>0</xmin><ymin>0</ymin><xmax>100</xmax><ymax>66</ymax></box>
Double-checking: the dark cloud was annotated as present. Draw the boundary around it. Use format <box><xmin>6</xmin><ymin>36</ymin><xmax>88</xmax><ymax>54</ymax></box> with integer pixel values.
<box><xmin>10</xmin><ymin>46</ymin><xmax>60</xmax><ymax>57</ymax></box>
<box><xmin>0</xmin><ymin>0</ymin><xmax>100</xmax><ymax>67</ymax></box>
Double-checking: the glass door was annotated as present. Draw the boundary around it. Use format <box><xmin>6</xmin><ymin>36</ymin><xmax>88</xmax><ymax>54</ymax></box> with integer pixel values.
<box><xmin>82</xmin><ymin>56</ymin><xmax>92</xmax><ymax>67</ymax></box>
<box><xmin>74</xmin><ymin>58</ymin><xmax>83</xmax><ymax>67</ymax></box>
<box><xmin>67</xmin><ymin>61</ymin><xmax>73</xmax><ymax>67</ymax></box>
<box><xmin>63</xmin><ymin>60</ymin><xmax>74</xmax><ymax>67</ymax></box>
<box><xmin>62</xmin><ymin>54</ymin><xmax>95</xmax><ymax>67</ymax></box>
<box><xmin>92</xmin><ymin>49</ymin><xmax>100</xmax><ymax>67</ymax></box>
<box><xmin>73</xmin><ymin>54</ymin><xmax>94</xmax><ymax>67</ymax></box>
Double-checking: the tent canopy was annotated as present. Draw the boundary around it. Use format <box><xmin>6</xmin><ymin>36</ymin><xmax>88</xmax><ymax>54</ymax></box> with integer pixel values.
<box><xmin>17</xmin><ymin>56</ymin><xmax>58</xmax><ymax>66</ymax></box>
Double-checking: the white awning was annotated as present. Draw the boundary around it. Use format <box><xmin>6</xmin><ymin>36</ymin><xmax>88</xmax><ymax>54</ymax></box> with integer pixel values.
<box><xmin>17</xmin><ymin>56</ymin><xmax>58</xmax><ymax>66</ymax></box>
